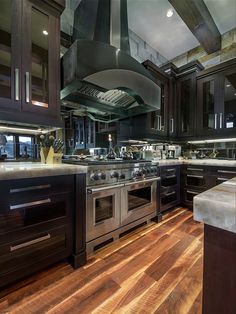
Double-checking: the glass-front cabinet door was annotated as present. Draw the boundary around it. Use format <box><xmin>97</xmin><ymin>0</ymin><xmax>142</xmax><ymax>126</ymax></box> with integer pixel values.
<box><xmin>0</xmin><ymin>0</ymin><xmax>21</xmax><ymax>110</ymax></box>
<box><xmin>21</xmin><ymin>0</ymin><xmax>60</xmax><ymax>119</ymax></box>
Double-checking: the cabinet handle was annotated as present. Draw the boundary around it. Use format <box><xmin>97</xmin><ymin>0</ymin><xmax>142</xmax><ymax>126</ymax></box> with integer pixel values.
<box><xmin>157</xmin><ymin>115</ymin><xmax>162</xmax><ymax>131</ymax></box>
<box><xmin>187</xmin><ymin>175</ymin><xmax>204</xmax><ymax>179</ymax></box>
<box><xmin>10</xmin><ymin>198</ymin><xmax>51</xmax><ymax>210</ymax></box>
<box><xmin>187</xmin><ymin>168</ymin><xmax>204</xmax><ymax>172</ymax></box>
<box><xmin>214</xmin><ymin>113</ymin><xmax>217</xmax><ymax>129</ymax></box>
<box><xmin>219</xmin><ymin>113</ymin><xmax>223</xmax><ymax>129</ymax></box>
<box><xmin>15</xmin><ymin>68</ymin><xmax>20</xmax><ymax>101</ymax></box>
<box><xmin>164</xmin><ymin>191</ymin><xmax>176</xmax><ymax>197</ymax></box>
<box><xmin>186</xmin><ymin>190</ymin><xmax>199</xmax><ymax>195</ymax></box>
<box><xmin>25</xmin><ymin>72</ymin><xmax>30</xmax><ymax>103</ymax></box>
<box><xmin>10</xmin><ymin>184</ymin><xmax>51</xmax><ymax>193</ymax></box>
<box><xmin>217</xmin><ymin>177</ymin><xmax>229</xmax><ymax>181</ymax></box>
<box><xmin>10</xmin><ymin>233</ymin><xmax>51</xmax><ymax>252</ymax></box>
<box><xmin>217</xmin><ymin>170</ymin><xmax>236</xmax><ymax>174</ymax></box>
<box><xmin>170</xmin><ymin>118</ymin><xmax>174</xmax><ymax>133</ymax></box>
<box><xmin>164</xmin><ymin>175</ymin><xmax>176</xmax><ymax>179</ymax></box>
<box><xmin>166</xmin><ymin>168</ymin><xmax>176</xmax><ymax>172</ymax></box>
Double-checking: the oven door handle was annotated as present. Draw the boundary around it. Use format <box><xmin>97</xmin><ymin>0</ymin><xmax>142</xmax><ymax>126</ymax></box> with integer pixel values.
<box><xmin>87</xmin><ymin>184</ymin><xmax>124</xmax><ymax>194</ymax></box>
<box><xmin>124</xmin><ymin>177</ymin><xmax>160</xmax><ymax>187</ymax></box>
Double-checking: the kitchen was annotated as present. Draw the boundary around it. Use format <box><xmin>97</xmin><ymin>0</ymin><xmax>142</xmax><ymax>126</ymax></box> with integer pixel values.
<box><xmin>0</xmin><ymin>0</ymin><xmax>236</xmax><ymax>313</ymax></box>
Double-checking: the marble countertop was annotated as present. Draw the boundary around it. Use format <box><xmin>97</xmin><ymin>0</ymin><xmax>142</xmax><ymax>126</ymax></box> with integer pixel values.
<box><xmin>158</xmin><ymin>159</ymin><xmax>236</xmax><ymax>167</ymax></box>
<box><xmin>0</xmin><ymin>162</ymin><xmax>87</xmax><ymax>180</ymax></box>
<box><xmin>194</xmin><ymin>177</ymin><xmax>236</xmax><ymax>233</ymax></box>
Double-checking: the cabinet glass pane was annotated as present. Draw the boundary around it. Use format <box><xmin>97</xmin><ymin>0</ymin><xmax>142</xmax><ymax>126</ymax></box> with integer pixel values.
<box><xmin>203</xmin><ymin>80</ymin><xmax>215</xmax><ymax>129</ymax></box>
<box><xmin>0</xmin><ymin>0</ymin><xmax>11</xmax><ymax>99</ymax></box>
<box><xmin>224</xmin><ymin>73</ymin><xmax>236</xmax><ymax>128</ymax></box>
<box><xmin>180</xmin><ymin>79</ymin><xmax>191</xmax><ymax>133</ymax></box>
<box><xmin>31</xmin><ymin>8</ymin><xmax>49</xmax><ymax>108</ymax></box>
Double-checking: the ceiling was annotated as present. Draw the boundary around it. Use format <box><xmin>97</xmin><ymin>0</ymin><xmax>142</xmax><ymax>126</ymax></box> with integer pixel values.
<box><xmin>127</xmin><ymin>0</ymin><xmax>236</xmax><ymax>60</ymax></box>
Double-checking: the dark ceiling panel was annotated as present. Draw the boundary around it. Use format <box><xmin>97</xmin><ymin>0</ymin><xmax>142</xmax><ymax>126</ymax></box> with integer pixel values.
<box><xmin>168</xmin><ymin>0</ymin><xmax>221</xmax><ymax>54</ymax></box>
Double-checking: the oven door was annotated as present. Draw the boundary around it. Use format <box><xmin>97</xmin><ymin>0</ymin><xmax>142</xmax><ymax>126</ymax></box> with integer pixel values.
<box><xmin>121</xmin><ymin>177</ymin><xmax>158</xmax><ymax>226</ymax></box>
<box><xmin>86</xmin><ymin>185</ymin><xmax>122</xmax><ymax>242</ymax></box>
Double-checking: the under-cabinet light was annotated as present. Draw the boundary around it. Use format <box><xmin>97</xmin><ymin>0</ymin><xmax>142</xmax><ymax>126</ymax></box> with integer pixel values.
<box><xmin>188</xmin><ymin>138</ymin><xmax>236</xmax><ymax>144</ymax></box>
<box><xmin>226</xmin><ymin>84</ymin><xmax>231</xmax><ymax>87</ymax></box>
<box><xmin>42</xmin><ymin>30</ymin><xmax>48</xmax><ymax>36</ymax></box>
<box><xmin>0</xmin><ymin>125</ymin><xmax>59</xmax><ymax>135</ymax></box>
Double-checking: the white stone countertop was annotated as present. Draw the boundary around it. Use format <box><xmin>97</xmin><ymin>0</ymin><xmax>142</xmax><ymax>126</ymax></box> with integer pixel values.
<box><xmin>0</xmin><ymin>162</ymin><xmax>87</xmax><ymax>180</ymax></box>
<box><xmin>158</xmin><ymin>159</ymin><xmax>236</xmax><ymax>167</ymax></box>
<box><xmin>194</xmin><ymin>177</ymin><xmax>236</xmax><ymax>233</ymax></box>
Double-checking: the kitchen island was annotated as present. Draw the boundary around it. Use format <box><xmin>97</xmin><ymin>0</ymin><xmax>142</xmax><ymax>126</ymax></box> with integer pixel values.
<box><xmin>194</xmin><ymin>177</ymin><xmax>236</xmax><ymax>314</ymax></box>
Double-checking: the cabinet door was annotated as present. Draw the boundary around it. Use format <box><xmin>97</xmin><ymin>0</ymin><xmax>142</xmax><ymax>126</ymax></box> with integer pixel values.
<box><xmin>21</xmin><ymin>0</ymin><xmax>60</xmax><ymax>120</ymax></box>
<box><xmin>0</xmin><ymin>0</ymin><xmax>21</xmax><ymax>111</ymax></box>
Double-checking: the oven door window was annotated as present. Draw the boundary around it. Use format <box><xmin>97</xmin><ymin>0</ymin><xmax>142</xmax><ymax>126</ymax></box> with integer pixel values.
<box><xmin>95</xmin><ymin>195</ymin><xmax>114</xmax><ymax>223</ymax></box>
<box><xmin>128</xmin><ymin>187</ymin><xmax>151</xmax><ymax>211</ymax></box>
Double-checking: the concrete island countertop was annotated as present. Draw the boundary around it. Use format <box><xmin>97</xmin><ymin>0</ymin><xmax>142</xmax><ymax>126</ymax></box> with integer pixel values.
<box><xmin>158</xmin><ymin>159</ymin><xmax>236</xmax><ymax>167</ymax></box>
<box><xmin>0</xmin><ymin>162</ymin><xmax>87</xmax><ymax>180</ymax></box>
<box><xmin>194</xmin><ymin>177</ymin><xmax>236</xmax><ymax>233</ymax></box>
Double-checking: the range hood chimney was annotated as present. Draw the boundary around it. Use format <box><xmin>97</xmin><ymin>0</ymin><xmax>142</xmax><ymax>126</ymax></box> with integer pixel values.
<box><xmin>61</xmin><ymin>0</ymin><xmax>161</xmax><ymax>123</ymax></box>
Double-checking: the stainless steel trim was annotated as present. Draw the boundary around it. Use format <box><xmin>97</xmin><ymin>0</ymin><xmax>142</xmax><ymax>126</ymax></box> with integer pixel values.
<box><xmin>186</xmin><ymin>190</ymin><xmax>199</xmax><ymax>195</ymax></box>
<box><xmin>217</xmin><ymin>170</ymin><xmax>236</xmax><ymax>174</ymax></box>
<box><xmin>87</xmin><ymin>184</ymin><xmax>124</xmax><ymax>194</ymax></box>
<box><xmin>10</xmin><ymin>184</ymin><xmax>51</xmax><ymax>193</ymax></box>
<box><xmin>217</xmin><ymin>177</ymin><xmax>229</xmax><ymax>181</ymax></box>
<box><xmin>165</xmin><ymin>175</ymin><xmax>176</xmax><ymax>179</ymax></box>
<box><xmin>187</xmin><ymin>168</ymin><xmax>204</xmax><ymax>172</ymax></box>
<box><xmin>166</xmin><ymin>168</ymin><xmax>176</xmax><ymax>172</ymax></box>
<box><xmin>214</xmin><ymin>113</ymin><xmax>217</xmax><ymax>129</ymax></box>
<box><xmin>187</xmin><ymin>175</ymin><xmax>204</xmax><ymax>179</ymax></box>
<box><xmin>25</xmin><ymin>72</ymin><xmax>30</xmax><ymax>103</ymax></box>
<box><xmin>219</xmin><ymin>113</ymin><xmax>223</xmax><ymax>129</ymax></box>
<box><xmin>170</xmin><ymin>118</ymin><xmax>174</xmax><ymax>133</ymax></box>
<box><xmin>124</xmin><ymin>177</ymin><xmax>160</xmax><ymax>186</ymax></box>
<box><xmin>10</xmin><ymin>198</ymin><xmax>51</xmax><ymax>210</ymax></box>
<box><xmin>10</xmin><ymin>234</ymin><xmax>51</xmax><ymax>252</ymax></box>
<box><xmin>15</xmin><ymin>68</ymin><xmax>20</xmax><ymax>101</ymax></box>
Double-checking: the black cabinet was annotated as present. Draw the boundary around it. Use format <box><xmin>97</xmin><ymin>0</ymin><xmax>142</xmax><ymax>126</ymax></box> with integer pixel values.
<box><xmin>160</xmin><ymin>165</ymin><xmax>180</xmax><ymax>212</ymax></box>
<box><xmin>0</xmin><ymin>174</ymin><xmax>74</xmax><ymax>288</ymax></box>
<box><xmin>197</xmin><ymin>58</ymin><xmax>236</xmax><ymax>137</ymax></box>
<box><xmin>0</xmin><ymin>0</ymin><xmax>64</xmax><ymax>126</ymax></box>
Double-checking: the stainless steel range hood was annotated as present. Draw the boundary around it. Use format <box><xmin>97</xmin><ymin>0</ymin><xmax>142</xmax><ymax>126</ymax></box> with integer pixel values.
<box><xmin>61</xmin><ymin>0</ymin><xmax>160</xmax><ymax>123</ymax></box>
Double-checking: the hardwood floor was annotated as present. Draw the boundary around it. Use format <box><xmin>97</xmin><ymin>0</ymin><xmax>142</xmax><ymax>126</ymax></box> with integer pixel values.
<box><xmin>0</xmin><ymin>208</ymin><xmax>203</xmax><ymax>314</ymax></box>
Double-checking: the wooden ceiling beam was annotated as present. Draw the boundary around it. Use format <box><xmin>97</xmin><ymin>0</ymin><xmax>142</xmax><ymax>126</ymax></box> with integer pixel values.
<box><xmin>168</xmin><ymin>0</ymin><xmax>221</xmax><ymax>54</ymax></box>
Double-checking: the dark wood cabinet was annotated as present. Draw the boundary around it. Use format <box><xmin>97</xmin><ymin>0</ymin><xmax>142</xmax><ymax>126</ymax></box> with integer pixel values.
<box><xmin>0</xmin><ymin>174</ymin><xmax>74</xmax><ymax>288</ymax></box>
<box><xmin>0</xmin><ymin>0</ymin><xmax>64</xmax><ymax>127</ymax></box>
<box><xmin>197</xmin><ymin>58</ymin><xmax>236</xmax><ymax>137</ymax></box>
<box><xmin>160</xmin><ymin>165</ymin><xmax>180</xmax><ymax>212</ymax></box>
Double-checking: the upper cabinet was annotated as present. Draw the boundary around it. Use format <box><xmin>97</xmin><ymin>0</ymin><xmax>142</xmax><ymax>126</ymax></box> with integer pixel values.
<box><xmin>0</xmin><ymin>0</ymin><xmax>64</xmax><ymax>126</ymax></box>
<box><xmin>197</xmin><ymin>59</ymin><xmax>236</xmax><ymax>136</ymax></box>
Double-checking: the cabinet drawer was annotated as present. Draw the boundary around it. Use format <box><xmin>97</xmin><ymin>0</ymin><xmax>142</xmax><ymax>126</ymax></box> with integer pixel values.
<box><xmin>0</xmin><ymin>225</ymin><xmax>72</xmax><ymax>277</ymax></box>
<box><xmin>161</xmin><ymin>166</ymin><xmax>177</xmax><ymax>178</ymax></box>
<box><xmin>0</xmin><ymin>192</ymin><xmax>73</xmax><ymax>233</ymax></box>
<box><xmin>160</xmin><ymin>186</ymin><xmax>179</xmax><ymax>211</ymax></box>
<box><xmin>0</xmin><ymin>175</ymin><xmax>74</xmax><ymax>202</ymax></box>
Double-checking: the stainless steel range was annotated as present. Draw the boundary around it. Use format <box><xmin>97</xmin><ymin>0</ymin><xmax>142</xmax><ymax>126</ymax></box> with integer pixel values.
<box><xmin>63</xmin><ymin>159</ymin><xmax>160</xmax><ymax>253</ymax></box>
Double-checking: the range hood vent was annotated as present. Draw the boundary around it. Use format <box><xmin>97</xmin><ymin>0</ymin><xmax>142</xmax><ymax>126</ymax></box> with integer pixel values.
<box><xmin>61</xmin><ymin>0</ymin><xmax>160</xmax><ymax>122</ymax></box>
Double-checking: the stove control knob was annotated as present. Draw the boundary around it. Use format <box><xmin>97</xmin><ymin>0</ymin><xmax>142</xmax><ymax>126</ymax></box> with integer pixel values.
<box><xmin>100</xmin><ymin>173</ymin><xmax>106</xmax><ymax>180</ymax></box>
<box><xmin>135</xmin><ymin>170</ymin><xmax>143</xmax><ymax>177</ymax></box>
<box><xmin>120</xmin><ymin>173</ymin><xmax>125</xmax><ymax>180</ymax></box>
<box><xmin>110</xmin><ymin>171</ymin><xmax>119</xmax><ymax>179</ymax></box>
<box><xmin>91</xmin><ymin>173</ymin><xmax>99</xmax><ymax>181</ymax></box>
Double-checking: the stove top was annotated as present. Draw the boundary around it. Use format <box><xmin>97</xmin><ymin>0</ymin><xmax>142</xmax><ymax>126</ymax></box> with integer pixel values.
<box><xmin>62</xmin><ymin>158</ymin><xmax>149</xmax><ymax>166</ymax></box>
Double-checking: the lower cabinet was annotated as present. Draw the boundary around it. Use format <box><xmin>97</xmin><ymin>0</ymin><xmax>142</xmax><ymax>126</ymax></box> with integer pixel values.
<box><xmin>160</xmin><ymin>165</ymin><xmax>180</xmax><ymax>212</ymax></box>
<box><xmin>0</xmin><ymin>175</ymin><xmax>75</xmax><ymax>288</ymax></box>
<box><xmin>181</xmin><ymin>165</ymin><xmax>236</xmax><ymax>208</ymax></box>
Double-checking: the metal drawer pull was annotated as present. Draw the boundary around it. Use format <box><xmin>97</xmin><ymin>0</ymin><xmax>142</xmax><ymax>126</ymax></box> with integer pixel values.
<box><xmin>166</xmin><ymin>169</ymin><xmax>175</xmax><ymax>172</ymax></box>
<box><xmin>219</xmin><ymin>113</ymin><xmax>223</xmax><ymax>129</ymax></box>
<box><xmin>187</xmin><ymin>168</ymin><xmax>204</xmax><ymax>172</ymax></box>
<box><xmin>187</xmin><ymin>175</ymin><xmax>204</xmax><ymax>179</ymax></box>
<box><xmin>87</xmin><ymin>184</ymin><xmax>124</xmax><ymax>194</ymax></box>
<box><xmin>165</xmin><ymin>175</ymin><xmax>176</xmax><ymax>179</ymax></box>
<box><xmin>214</xmin><ymin>113</ymin><xmax>217</xmax><ymax>129</ymax></box>
<box><xmin>170</xmin><ymin>118</ymin><xmax>174</xmax><ymax>133</ymax></box>
<box><xmin>10</xmin><ymin>198</ymin><xmax>51</xmax><ymax>210</ymax></box>
<box><xmin>10</xmin><ymin>234</ymin><xmax>51</xmax><ymax>252</ymax></box>
<box><xmin>10</xmin><ymin>184</ymin><xmax>51</xmax><ymax>193</ymax></box>
<box><xmin>124</xmin><ymin>177</ymin><xmax>159</xmax><ymax>187</ymax></box>
<box><xmin>164</xmin><ymin>191</ymin><xmax>176</xmax><ymax>197</ymax></box>
<box><xmin>15</xmin><ymin>68</ymin><xmax>20</xmax><ymax>101</ymax></box>
<box><xmin>157</xmin><ymin>115</ymin><xmax>162</xmax><ymax>131</ymax></box>
<box><xmin>217</xmin><ymin>170</ymin><xmax>236</xmax><ymax>174</ymax></box>
<box><xmin>25</xmin><ymin>72</ymin><xmax>30</xmax><ymax>103</ymax></box>
<box><xmin>187</xmin><ymin>190</ymin><xmax>199</xmax><ymax>195</ymax></box>
<box><xmin>217</xmin><ymin>178</ymin><xmax>229</xmax><ymax>181</ymax></box>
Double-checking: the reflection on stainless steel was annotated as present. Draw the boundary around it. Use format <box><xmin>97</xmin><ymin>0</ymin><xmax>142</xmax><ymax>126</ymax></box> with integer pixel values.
<box><xmin>64</xmin><ymin>159</ymin><xmax>160</xmax><ymax>252</ymax></box>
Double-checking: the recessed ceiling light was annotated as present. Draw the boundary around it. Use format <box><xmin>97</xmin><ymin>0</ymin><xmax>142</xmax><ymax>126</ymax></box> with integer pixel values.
<box><xmin>234</xmin><ymin>93</ymin><xmax>236</xmax><ymax>96</ymax></box>
<box><xmin>42</xmin><ymin>30</ymin><xmax>48</xmax><ymax>36</ymax></box>
<box><xmin>166</xmin><ymin>9</ymin><xmax>173</xmax><ymax>18</ymax></box>
<box><xmin>226</xmin><ymin>84</ymin><xmax>231</xmax><ymax>87</ymax></box>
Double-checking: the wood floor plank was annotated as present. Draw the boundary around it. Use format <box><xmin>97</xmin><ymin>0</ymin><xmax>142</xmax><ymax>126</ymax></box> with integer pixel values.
<box><xmin>0</xmin><ymin>208</ymin><xmax>203</xmax><ymax>314</ymax></box>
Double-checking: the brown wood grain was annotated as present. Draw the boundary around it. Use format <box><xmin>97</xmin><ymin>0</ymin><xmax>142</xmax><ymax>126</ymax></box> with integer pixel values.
<box><xmin>0</xmin><ymin>208</ymin><xmax>203</xmax><ymax>313</ymax></box>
